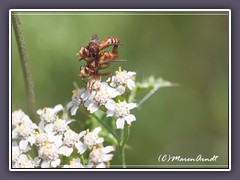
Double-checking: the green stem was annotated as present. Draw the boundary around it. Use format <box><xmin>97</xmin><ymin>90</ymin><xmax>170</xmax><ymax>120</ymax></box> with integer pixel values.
<box><xmin>122</xmin><ymin>125</ymin><xmax>130</xmax><ymax>146</ymax></box>
<box><xmin>119</xmin><ymin>125</ymin><xmax>130</xmax><ymax>168</ymax></box>
<box><xmin>120</xmin><ymin>145</ymin><xmax>126</xmax><ymax>168</ymax></box>
<box><xmin>90</xmin><ymin>113</ymin><xmax>118</xmax><ymax>140</ymax></box>
<box><xmin>80</xmin><ymin>155</ymin><xmax>85</xmax><ymax>165</ymax></box>
<box><xmin>12</xmin><ymin>12</ymin><xmax>36</xmax><ymax>123</ymax></box>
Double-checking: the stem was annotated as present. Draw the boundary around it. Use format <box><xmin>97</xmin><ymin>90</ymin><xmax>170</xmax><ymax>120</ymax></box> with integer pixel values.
<box><xmin>122</xmin><ymin>125</ymin><xmax>130</xmax><ymax>147</ymax></box>
<box><xmin>120</xmin><ymin>145</ymin><xmax>126</xmax><ymax>168</ymax></box>
<box><xmin>80</xmin><ymin>155</ymin><xmax>85</xmax><ymax>165</ymax></box>
<box><xmin>119</xmin><ymin>125</ymin><xmax>130</xmax><ymax>168</ymax></box>
<box><xmin>90</xmin><ymin>113</ymin><xmax>118</xmax><ymax>140</ymax></box>
<box><xmin>137</xmin><ymin>86</ymin><xmax>160</xmax><ymax>107</ymax></box>
<box><xmin>12</xmin><ymin>12</ymin><xmax>36</xmax><ymax>122</ymax></box>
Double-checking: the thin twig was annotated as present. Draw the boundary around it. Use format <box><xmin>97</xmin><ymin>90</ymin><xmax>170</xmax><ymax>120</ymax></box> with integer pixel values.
<box><xmin>12</xmin><ymin>12</ymin><xmax>36</xmax><ymax>122</ymax></box>
<box><xmin>137</xmin><ymin>82</ymin><xmax>179</xmax><ymax>107</ymax></box>
<box><xmin>137</xmin><ymin>86</ymin><xmax>160</xmax><ymax>107</ymax></box>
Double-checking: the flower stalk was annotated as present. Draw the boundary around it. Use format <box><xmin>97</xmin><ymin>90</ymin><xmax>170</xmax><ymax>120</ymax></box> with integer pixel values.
<box><xmin>119</xmin><ymin>125</ymin><xmax>130</xmax><ymax>168</ymax></box>
<box><xmin>12</xmin><ymin>12</ymin><xmax>36</xmax><ymax>123</ymax></box>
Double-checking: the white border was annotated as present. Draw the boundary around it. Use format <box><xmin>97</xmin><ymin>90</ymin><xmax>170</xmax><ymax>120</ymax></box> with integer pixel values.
<box><xmin>9</xmin><ymin>9</ymin><xmax>231</xmax><ymax>172</ymax></box>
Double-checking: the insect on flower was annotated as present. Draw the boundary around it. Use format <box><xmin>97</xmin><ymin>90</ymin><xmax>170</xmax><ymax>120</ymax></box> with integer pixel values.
<box><xmin>77</xmin><ymin>34</ymin><xmax>121</xmax><ymax>62</ymax></box>
<box><xmin>76</xmin><ymin>34</ymin><xmax>126</xmax><ymax>85</ymax></box>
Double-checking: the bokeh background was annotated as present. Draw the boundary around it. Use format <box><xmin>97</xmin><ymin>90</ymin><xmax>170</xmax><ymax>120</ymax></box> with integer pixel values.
<box><xmin>12</xmin><ymin>11</ymin><xmax>229</xmax><ymax>168</ymax></box>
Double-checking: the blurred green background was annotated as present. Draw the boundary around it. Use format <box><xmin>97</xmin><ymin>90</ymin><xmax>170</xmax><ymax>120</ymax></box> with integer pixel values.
<box><xmin>12</xmin><ymin>11</ymin><xmax>229</xmax><ymax>168</ymax></box>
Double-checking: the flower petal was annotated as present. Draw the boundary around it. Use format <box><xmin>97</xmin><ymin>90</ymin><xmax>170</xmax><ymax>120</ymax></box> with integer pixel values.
<box><xmin>84</xmin><ymin>99</ymin><xmax>91</xmax><ymax>108</ymax></box>
<box><xmin>126</xmin><ymin>79</ymin><xmax>135</xmax><ymax>90</ymax></box>
<box><xmin>100</xmin><ymin>82</ymin><xmax>108</xmax><ymax>88</ymax></box>
<box><xmin>81</xmin><ymin>91</ymin><xmax>90</xmax><ymax>101</ymax></box>
<box><xmin>27</xmin><ymin>135</ymin><xmax>36</xmax><ymax>146</ymax></box>
<box><xmin>116</xmin><ymin>85</ymin><xmax>125</xmax><ymax>95</ymax></box>
<box><xmin>128</xmin><ymin>71</ymin><xmax>136</xmax><ymax>77</ymax></box>
<box><xmin>93</xmin><ymin>127</ymin><xmax>102</xmax><ymax>135</ymax></box>
<box><xmin>125</xmin><ymin>114</ymin><xmax>136</xmax><ymax>124</ymax></box>
<box><xmin>66</xmin><ymin>119</ymin><xmax>76</xmax><ymax>125</ymax></box>
<box><xmin>48</xmin><ymin>133</ymin><xmax>63</xmax><ymax>147</ymax></box>
<box><xmin>87</xmin><ymin>103</ymin><xmax>99</xmax><ymax>114</ymax></box>
<box><xmin>104</xmin><ymin>146</ymin><xmax>115</xmax><ymax>153</ymax></box>
<box><xmin>96</xmin><ymin>163</ymin><xmax>106</xmax><ymax>168</ymax></box>
<box><xmin>19</xmin><ymin>139</ymin><xmax>29</xmax><ymax>151</ymax></box>
<box><xmin>128</xmin><ymin>103</ymin><xmax>137</xmax><ymax>110</ymax></box>
<box><xmin>38</xmin><ymin>120</ymin><xmax>45</xmax><ymax>131</ymax></box>
<box><xmin>71</xmin><ymin>106</ymin><xmax>78</xmax><ymax>116</ymax></box>
<box><xmin>116</xmin><ymin>118</ymin><xmax>125</xmax><ymax>129</ymax></box>
<box><xmin>103</xmin><ymin>154</ymin><xmax>114</xmax><ymax>162</ymax></box>
<box><xmin>66</xmin><ymin>101</ymin><xmax>73</xmax><ymax>110</ymax></box>
<box><xmin>51</xmin><ymin>159</ymin><xmax>61</xmax><ymax>168</ymax></box>
<box><xmin>79</xmin><ymin>130</ymin><xmax>86</xmax><ymax>138</ymax></box>
<box><xmin>75</xmin><ymin>142</ymin><xmax>87</xmax><ymax>154</ymax></box>
<box><xmin>97</xmin><ymin>137</ymin><xmax>104</xmax><ymax>144</ymax></box>
<box><xmin>54</xmin><ymin>104</ymin><xmax>64</xmax><ymax>113</ymax></box>
<box><xmin>44</xmin><ymin>123</ymin><xmax>54</xmax><ymax>133</ymax></box>
<box><xmin>12</xmin><ymin>129</ymin><xmax>18</xmax><ymax>139</ymax></box>
<box><xmin>36</xmin><ymin>109</ymin><xmax>42</xmax><ymax>116</ymax></box>
<box><xmin>105</xmin><ymin>99</ymin><xmax>116</xmax><ymax>110</ymax></box>
<box><xmin>106</xmin><ymin>110</ymin><xmax>115</xmax><ymax>117</ymax></box>
<box><xmin>34</xmin><ymin>157</ymin><xmax>41</xmax><ymax>166</ymax></box>
<box><xmin>58</xmin><ymin>146</ymin><xmax>73</xmax><ymax>157</ymax></box>
<box><xmin>41</xmin><ymin>160</ymin><xmax>50</xmax><ymax>168</ymax></box>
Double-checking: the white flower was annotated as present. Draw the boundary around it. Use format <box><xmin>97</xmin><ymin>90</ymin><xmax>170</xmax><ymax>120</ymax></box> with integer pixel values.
<box><xmin>35</xmin><ymin>132</ymin><xmax>62</xmax><ymax>148</ymax></box>
<box><xmin>35</xmin><ymin>132</ymin><xmax>48</xmax><ymax>147</ymax></box>
<box><xmin>61</xmin><ymin>129</ymin><xmax>86</xmax><ymax>156</ymax></box>
<box><xmin>63</xmin><ymin>158</ymin><xmax>84</xmax><ymax>168</ymax></box>
<box><xmin>67</xmin><ymin>89</ymin><xmax>89</xmax><ymax>115</ymax></box>
<box><xmin>75</xmin><ymin>127</ymin><xmax>104</xmax><ymax>155</ymax></box>
<box><xmin>47</xmin><ymin>133</ymin><xmax>63</xmax><ymax>147</ymax></box>
<box><xmin>36</xmin><ymin>131</ymin><xmax>65</xmax><ymax>168</ymax></box>
<box><xmin>84</xmin><ymin>82</ymin><xmax>121</xmax><ymax>114</ymax></box>
<box><xmin>12</xmin><ymin>142</ymin><xmax>21</xmax><ymax>163</ymax></box>
<box><xmin>37</xmin><ymin>104</ymin><xmax>63</xmax><ymax>123</ymax></box>
<box><xmin>41</xmin><ymin>159</ymin><xmax>61</xmax><ymax>168</ymax></box>
<box><xmin>35</xmin><ymin>131</ymin><xmax>77</xmax><ymax>167</ymax></box>
<box><xmin>12</xmin><ymin>121</ymin><xmax>38</xmax><ymax>139</ymax></box>
<box><xmin>89</xmin><ymin>146</ymin><xmax>114</xmax><ymax>168</ymax></box>
<box><xmin>83</xmin><ymin>127</ymin><xmax>104</xmax><ymax>149</ymax></box>
<box><xmin>19</xmin><ymin>139</ymin><xmax>31</xmax><ymax>152</ymax></box>
<box><xmin>38</xmin><ymin>142</ymin><xmax>61</xmax><ymax>168</ymax></box>
<box><xmin>38</xmin><ymin>142</ymin><xmax>60</xmax><ymax>160</ymax></box>
<box><xmin>109</xmin><ymin>67</ymin><xmax>136</xmax><ymax>91</ymax></box>
<box><xmin>13</xmin><ymin>154</ymin><xmax>35</xmax><ymax>168</ymax></box>
<box><xmin>39</xmin><ymin>117</ymin><xmax>74</xmax><ymax>135</ymax></box>
<box><xmin>106</xmin><ymin>100</ymin><xmax>137</xmax><ymax>129</ymax></box>
<box><xmin>12</xmin><ymin>141</ymin><xmax>31</xmax><ymax>163</ymax></box>
<box><xmin>63</xmin><ymin>129</ymin><xmax>84</xmax><ymax>148</ymax></box>
<box><xmin>12</xmin><ymin>109</ymin><xmax>32</xmax><ymax>127</ymax></box>
<box><xmin>53</xmin><ymin>118</ymin><xmax>74</xmax><ymax>135</ymax></box>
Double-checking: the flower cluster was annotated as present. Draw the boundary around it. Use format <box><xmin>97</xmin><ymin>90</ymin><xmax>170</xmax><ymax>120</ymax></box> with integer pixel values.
<box><xmin>12</xmin><ymin>105</ymin><xmax>114</xmax><ymax>168</ymax></box>
<box><xmin>67</xmin><ymin>68</ymin><xmax>137</xmax><ymax>129</ymax></box>
<box><xmin>11</xmin><ymin>67</ymin><xmax>146</xmax><ymax>169</ymax></box>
